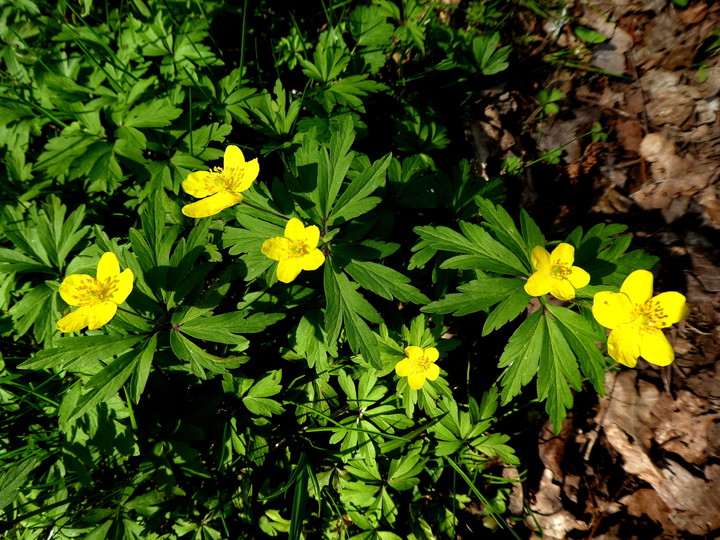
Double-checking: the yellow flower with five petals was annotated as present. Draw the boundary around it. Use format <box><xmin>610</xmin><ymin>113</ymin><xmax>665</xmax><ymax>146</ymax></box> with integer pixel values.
<box><xmin>56</xmin><ymin>252</ymin><xmax>134</xmax><ymax>333</ymax></box>
<box><xmin>181</xmin><ymin>145</ymin><xmax>259</xmax><ymax>218</ymax></box>
<box><xmin>592</xmin><ymin>270</ymin><xmax>688</xmax><ymax>367</ymax></box>
<box><xmin>524</xmin><ymin>243</ymin><xmax>590</xmax><ymax>301</ymax></box>
<box><xmin>261</xmin><ymin>218</ymin><xmax>325</xmax><ymax>283</ymax></box>
<box><xmin>395</xmin><ymin>346</ymin><xmax>440</xmax><ymax>390</ymax></box>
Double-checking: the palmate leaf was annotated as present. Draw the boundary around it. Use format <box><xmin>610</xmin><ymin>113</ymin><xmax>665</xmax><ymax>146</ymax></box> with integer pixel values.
<box><xmin>8</xmin><ymin>282</ymin><xmax>58</xmax><ymax>344</ymax></box>
<box><xmin>413</xmin><ymin>222</ymin><xmax>526</xmax><ymax>276</ymax></box>
<box><xmin>497</xmin><ymin>310</ymin><xmax>545</xmax><ymax>405</ymax></box>
<box><xmin>243</xmin><ymin>371</ymin><xmax>284</xmax><ymax>417</ymax></box>
<box><xmin>324</xmin><ymin>263</ymin><xmax>383</xmax><ymax>368</ymax></box>
<box><xmin>169</xmin><ymin>331</ymin><xmax>247</xmax><ymax>379</ymax></box>
<box><xmin>350</xmin><ymin>5</ymin><xmax>394</xmax><ymax>47</ymax></box>
<box><xmin>423</xmin><ymin>277</ymin><xmax>524</xmax><ymax>316</ymax></box>
<box><xmin>2</xmin><ymin>196</ymin><xmax>90</xmax><ymax>273</ymax></box>
<box><xmin>68</xmin><ymin>335</ymin><xmax>157</xmax><ymax>422</ymax></box>
<box><xmin>498</xmin><ymin>308</ymin><xmax>588</xmax><ymax>432</ymax></box>
<box><xmin>122</xmin><ymin>98</ymin><xmax>182</xmax><ymax>128</ymax></box>
<box><xmin>345</xmin><ymin>260</ymin><xmax>429</xmax><ymax>304</ymax></box>
<box><xmin>546</xmin><ymin>304</ymin><xmax>607</xmax><ymax>395</ymax></box>
<box><xmin>178</xmin><ymin>311</ymin><xmax>285</xmax><ymax>345</ymax></box>
<box><xmin>540</xmin><ymin>316</ymin><xmax>583</xmax><ymax>430</ymax></box>
<box><xmin>19</xmin><ymin>335</ymin><xmax>145</xmax><ymax>371</ymax></box>
<box><xmin>328</xmin><ymin>152</ymin><xmax>391</xmax><ymax>225</ymax></box>
<box><xmin>0</xmin><ymin>457</ymin><xmax>39</xmax><ymax>509</ymax></box>
<box><xmin>475</xmin><ymin>197</ymin><xmax>532</xmax><ymax>269</ymax></box>
<box><xmin>323</xmin><ymin>75</ymin><xmax>388</xmax><ymax>110</ymax></box>
<box><xmin>481</xmin><ymin>281</ymin><xmax>531</xmax><ymax>336</ymax></box>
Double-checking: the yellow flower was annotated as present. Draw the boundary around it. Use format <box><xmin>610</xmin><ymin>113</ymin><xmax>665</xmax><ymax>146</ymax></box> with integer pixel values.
<box><xmin>592</xmin><ymin>270</ymin><xmax>688</xmax><ymax>367</ymax></box>
<box><xmin>181</xmin><ymin>145</ymin><xmax>259</xmax><ymax>218</ymax></box>
<box><xmin>524</xmin><ymin>243</ymin><xmax>590</xmax><ymax>301</ymax></box>
<box><xmin>56</xmin><ymin>252</ymin><xmax>134</xmax><ymax>333</ymax></box>
<box><xmin>395</xmin><ymin>346</ymin><xmax>440</xmax><ymax>390</ymax></box>
<box><xmin>261</xmin><ymin>218</ymin><xmax>326</xmax><ymax>283</ymax></box>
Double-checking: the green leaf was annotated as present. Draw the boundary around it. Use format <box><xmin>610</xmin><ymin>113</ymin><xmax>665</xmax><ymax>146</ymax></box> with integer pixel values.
<box><xmin>123</xmin><ymin>99</ymin><xmax>182</xmax><ymax>128</ymax></box>
<box><xmin>19</xmin><ymin>335</ymin><xmax>145</xmax><ymax>371</ymax></box>
<box><xmin>573</xmin><ymin>26</ymin><xmax>608</xmax><ymax>44</ymax></box>
<box><xmin>320</xmin><ymin>116</ymin><xmax>356</xmax><ymax>218</ymax></box>
<box><xmin>414</xmin><ymin>221</ymin><xmax>526</xmax><ymax>275</ymax></box>
<box><xmin>244</xmin><ymin>371</ymin><xmax>285</xmax><ymax>417</ymax></box>
<box><xmin>170</xmin><ymin>331</ymin><xmax>245</xmax><ymax>378</ymax></box>
<box><xmin>471</xmin><ymin>33</ymin><xmax>511</xmax><ymax>75</ymax></box>
<box><xmin>325</xmin><ymin>265</ymin><xmax>382</xmax><ymax>368</ymax></box>
<box><xmin>128</xmin><ymin>334</ymin><xmax>157</xmax><ymax>403</ymax></box>
<box><xmin>482</xmin><ymin>281</ymin><xmax>531</xmax><ymax>335</ymax></box>
<box><xmin>546</xmin><ymin>305</ymin><xmax>607</xmax><ymax>395</ymax></box>
<box><xmin>540</xmin><ymin>316</ymin><xmax>583</xmax><ymax>430</ymax></box>
<box><xmin>498</xmin><ymin>311</ymin><xmax>546</xmax><ymax>404</ymax></box>
<box><xmin>324</xmin><ymin>75</ymin><xmax>388</xmax><ymax>110</ymax></box>
<box><xmin>519</xmin><ymin>209</ymin><xmax>545</xmax><ymax>255</ymax></box>
<box><xmin>329</xmin><ymin>152</ymin><xmax>391</xmax><ymax>224</ymax></box>
<box><xmin>475</xmin><ymin>197</ymin><xmax>530</xmax><ymax>268</ymax></box>
<box><xmin>179</xmin><ymin>312</ymin><xmax>284</xmax><ymax>345</ymax></box>
<box><xmin>350</xmin><ymin>5</ymin><xmax>394</xmax><ymax>47</ymax></box>
<box><xmin>68</xmin><ymin>340</ymin><xmax>152</xmax><ymax>422</ymax></box>
<box><xmin>0</xmin><ymin>457</ymin><xmax>38</xmax><ymax>509</ymax></box>
<box><xmin>424</xmin><ymin>278</ymin><xmax>525</xmax><ymax>316</ymax></box>
<box><xmin>345</xmin><ymin>260</ymin><xmax>429</xmax><ymax>304</ymax></box>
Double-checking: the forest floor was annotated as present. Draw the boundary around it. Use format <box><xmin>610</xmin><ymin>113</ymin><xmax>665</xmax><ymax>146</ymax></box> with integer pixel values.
<box><xmin>470</xmin><ymin>1</ymin><xmax>720</xmax><ymax>538</ymax></box>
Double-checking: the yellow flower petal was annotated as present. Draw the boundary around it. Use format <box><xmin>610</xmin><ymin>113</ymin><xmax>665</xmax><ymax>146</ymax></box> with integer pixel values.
<box><xmin>567</xmin><ymin>266</ymin><xmax>590</xmax><ymax>289</ymax></box>
<box><xmin>395</xmin><ymin>358</ymin><xmax>414</xmax><ymax>377</ymax></box>
<box><xmin>181</xmin><ymin>191</ymin><xmax>244</xmax><ymax>218</ymax></box>
<box><xmin>284</xmin><ymin>218</ymin><xmax>306</xmax><ymax>241</ymax></box>
<box><xmin>549</xmin><ymin>278</ymin><xmax>576</xmax><ymax>301</ymax></box>
<box><xmin>59</xmin><ymin>274</ymin><xmax>95</xmax><ymax>306</ymax></box>
<box><xmin>592</xmin><ymin>291</ymin><xmax>634</xmax><ymax>330</ymax></box>
<box><xmin>106</xmin><ymin>268</ymin><xmax>134</xmax><ymax>304</ymax></box>
<box><xmin>620</xmin><ymin>270</ymin><xmax>653</xmax><ymax>305</ymax></box>
<box><xmin>425</xmin><ymin>363</ymin><xmax>440</xmax><ymax>381</ymax></box>
<box><xmin>96</xmin><ymin>252</ymin><xmax>120</xmax><ymax>282</ymax></box>
<box><xmin>424</xmin><ymin>347</ymin><xmax>439</xmax><ymax>362</ymax></box>
<box><xmin>607</xmin><ymin>324</ymin><xmax>641</xmax><ymax>368</ymax></box>
<box><xmin>407</xmin><ymin>372</ymin><xmax>427</xmax><ymax>390</ymax></box>
<box><xmin>404</xmin><ymin>346</ymin><xmax>423</xmax><ymax>361</ymax></box>
<box><xmin>531</xmin><ymin>246</ymin><xmax>550</xmax><ymax>272</ymax></box>
<box><xmin>524</xmin><ymin>271</ymin><xmax>551</xmax><ymax>297</ymax></box>
<box><xmin>304</xmin><ymin>225</ymin><xmax>320</xmax><ymax>247</ymax></box>
<box><xmin>300</xmin><ymin>249</ymin><xmax>325</xmax><ymax>271</ymax></box>
<box><xmin>261</xmin><ymin>237</ymin><xmax>292</xmax><ymax>261</ymax></box>
<box><xmin>639</xmin><ymin>329</ymin><xmax>674</xmax><ymax>366</ymax></box>
<box><xmin>86</xmin><ymin>301</ymin><xmax>118</xmax><ymax>330</ymax></box>
<box><xmin>224</xmin><ymin>145</ymin><xmax>246</xmax><ymax>170</ymax></box>
<box><xmin>235</xmin><ymin>158</ymin><xmax>259</xmax><ymax>192</ymax></box>
<box><xmin>182</xmin><ymin>171</ymin><xmax>220</xmax><ymax>198</ymax></box>
<box><xmin>652</xmin><ymin>291</ymin><xmax>688</xmax><ymax>327</ymax></box>
<box><xmin>56</xmin><ymin>306</ymin><xmax>93</xmax><ymax>333</ymax></box>
<box><xmin>551</xmin><ymin>242</ymin><xmax>575</xmax><ymax>265</ymax></box>
<box><xmin>277</xmin><ymin>258</ymin><xmax>303</xmax><ymax>283</ymax></box>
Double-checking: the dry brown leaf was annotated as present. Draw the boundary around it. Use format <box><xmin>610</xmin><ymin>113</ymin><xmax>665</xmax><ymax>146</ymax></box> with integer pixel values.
<box><xmin>526</xmin><ymin>469</ymin><xmax>589</xmax><ymax>539</ymax></box>
<box><xmin>619</xmin><ymin>488</ymin><xmax>674</xmax><ymax>532</ymax></box>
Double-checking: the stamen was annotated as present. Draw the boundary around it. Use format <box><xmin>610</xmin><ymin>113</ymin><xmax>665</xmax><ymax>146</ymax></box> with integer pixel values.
<box><xmin>550</xmin><ymin>261</ymin><xmax>571</xmax><ymax>279</ymax></box>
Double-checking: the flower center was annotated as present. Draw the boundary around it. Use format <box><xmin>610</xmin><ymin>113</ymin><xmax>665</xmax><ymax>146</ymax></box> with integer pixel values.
<box><xmin>288</xmin><ymin>239</ymin><xmax>310</xmax><ymax>258</ymax></box>
<box><xmin>412</xmin><ymin>355</ymin><xmax>434</xmax><ymax>374</ymax></box>
<box><xmin>634</xmin><ymin>300</ymin><xmax>668</xmax><ymax>330</ymax></box>
<box><xmin>72</xmin><ymin>277</ymin><xmax>119</xmax><ymax>306</ymax></box>
<box><xmin>210</xmin><ymin>166</ymin><xmax>245</xmax><ymax>191</ymax></box>
<box><xmin>549</xmin><ymin>261</ymin><xmax>571</xmax><ymax>279</ymax></box>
